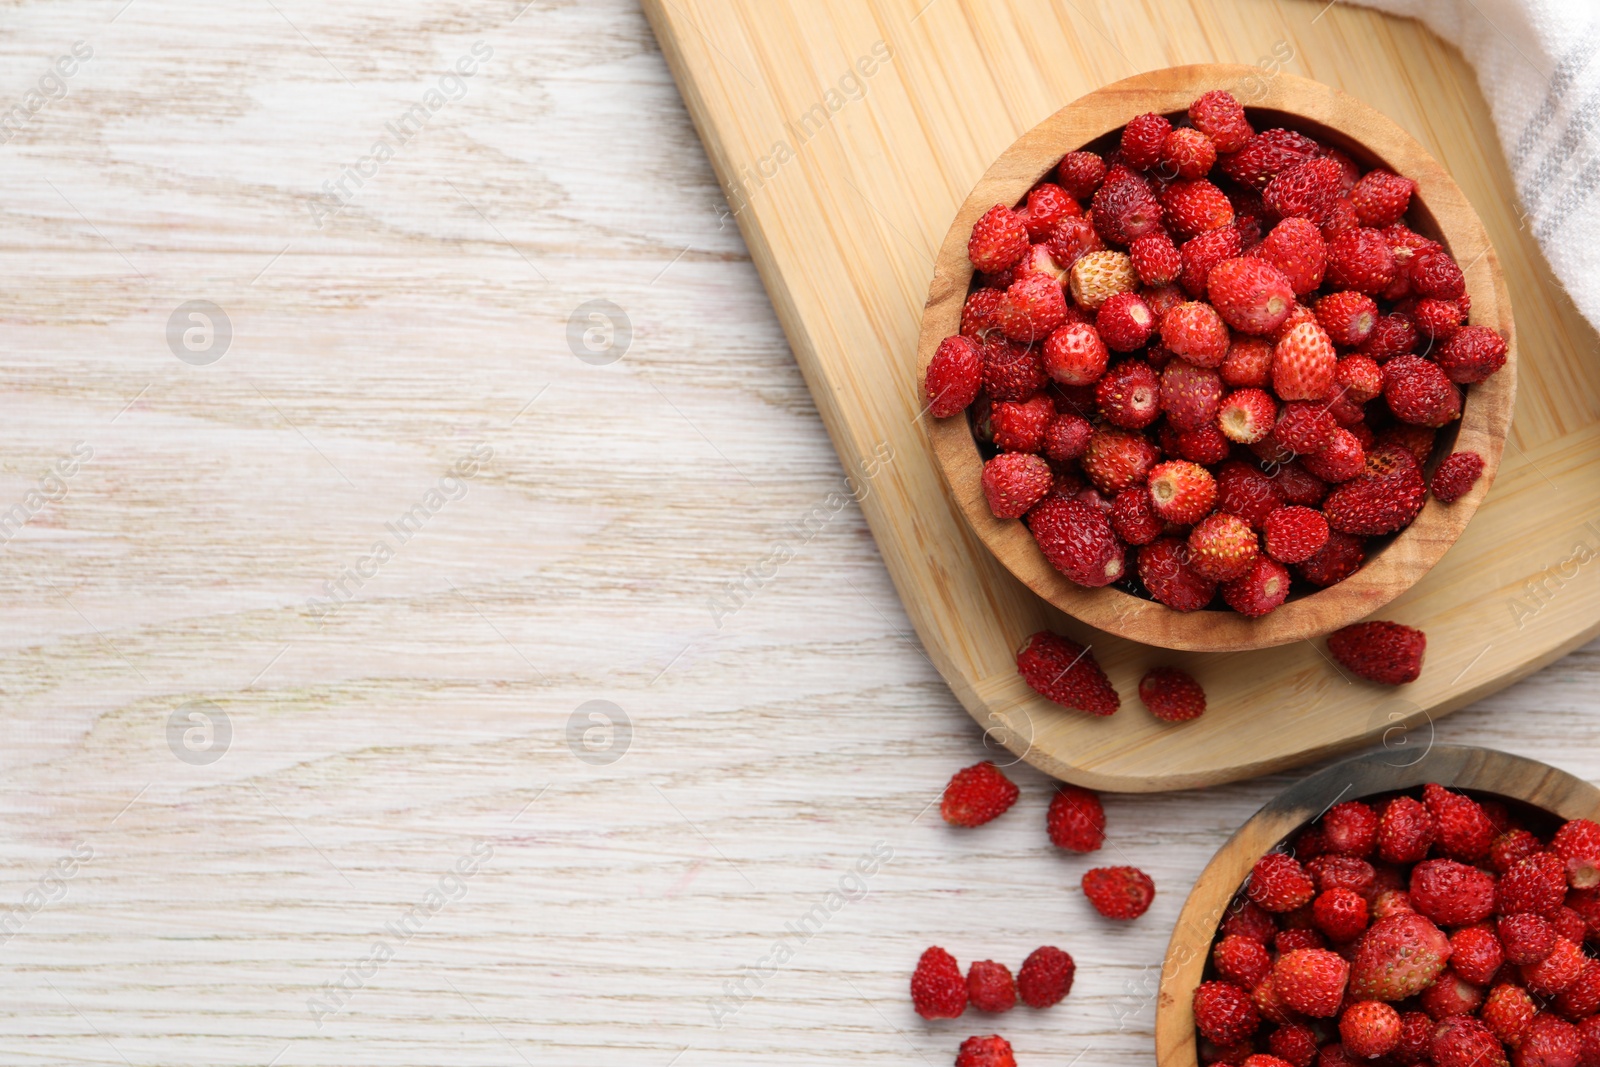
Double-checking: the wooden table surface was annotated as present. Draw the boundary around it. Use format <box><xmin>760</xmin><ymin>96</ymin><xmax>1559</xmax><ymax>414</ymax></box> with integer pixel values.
<box><xmin>1</xmin><ymin>0</ymin><xmax>1596</xmax><ymax>1064</ymax></box>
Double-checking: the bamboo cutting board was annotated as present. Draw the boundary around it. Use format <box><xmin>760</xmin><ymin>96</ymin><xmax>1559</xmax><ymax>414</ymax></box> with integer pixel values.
<box><xmin>641</xmin><ymin>0</ymin><xmax>1600</xmax><ymax>791</ymax></box>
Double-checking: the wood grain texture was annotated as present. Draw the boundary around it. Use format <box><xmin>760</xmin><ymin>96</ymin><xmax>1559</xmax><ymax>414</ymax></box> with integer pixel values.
<box><xmin>0</xmin><ymin>0</ymin><xmax>1598</xmax><ymax>1064</ymax></box>
<box><xmin>644</xmin><ymin>0</ymin><xmax>1600</xmax><ymax>789</ymax></box>
<box><xmin>1155</xmin><ymin>746</ymin><xmax>1600</xmax><ymax>1067</ymax></box>
<box><xmin>919</xmin><ymin>64</ymin><xmax>1516</xmax><ymax>652</ymax></box>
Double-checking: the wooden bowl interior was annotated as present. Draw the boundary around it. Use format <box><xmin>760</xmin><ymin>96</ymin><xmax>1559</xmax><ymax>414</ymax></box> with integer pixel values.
<box><xmin>1154</xmin><ymin>746</ymin><xmax>1600</xmax><ymax>1067</ymax></box>
<box><xmin>920</xmin><ymin>65</ymin><xmax>1515</xmax><ymax>652</ymax></box>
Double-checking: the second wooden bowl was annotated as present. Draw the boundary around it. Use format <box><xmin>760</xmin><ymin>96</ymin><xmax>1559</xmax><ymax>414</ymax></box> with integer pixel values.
<box><xmin>918</xmin><ymin>65</ymin><xmax>1517</xmax><ymax>652</ymax></box>
<box><xmin>1153</xmin><ymin>745</ymin><xmax>1600</xmax><ymax>1067</ymax></box>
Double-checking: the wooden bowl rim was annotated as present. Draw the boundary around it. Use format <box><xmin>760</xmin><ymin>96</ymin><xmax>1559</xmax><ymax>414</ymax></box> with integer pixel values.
<box><xmin>917</xmin><ymin>64</ymin><xmax>1517</xmax><ymax>652</ymax></box>
<box><xmin>1152</xmin><ymin>744</ymin><xmax>1600</xmax><ymax>1067</ymax></box>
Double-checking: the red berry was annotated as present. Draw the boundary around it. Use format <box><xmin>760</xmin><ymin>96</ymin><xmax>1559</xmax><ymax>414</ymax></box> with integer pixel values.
<box><xmin>989</xmin><ymin>394</ymin><xmax>1054</xmax><ymax>452</ymax></box>
<box><xmin>1139</xmin><ymin>666</ymin><xmax>1206</xmax><ymax>722</ymax></box>
<box><xmin>1250</xmin><ymin>852</ymin><xmax>1317</xmax><ymax>913</ymax></box>
<box><xmin>1021</xmin><ymin>183</ymin><xmax>1078</xmax><ymax>240</ymax></box>
<box><xmin>1525</xmin><ymin>936</ymin><xmax>1588</xmax><ymax>997</ymax></box>
<box><xmin>1164</xmin><ymin>178</ymin><xmax>1236</xmax><ymax>239</ymax></box>
<box><xmin>1323</xmin><ymin>446</ymin><xmax>1426</xmax><ymax>535</ymax></box>
<box><xmin>1328</xmin><ymin>621</ymin><xmax>1426</xmax><ymax>685</ymax></box>
<box><xmin>1410</xmin><ymin>250</ymin><xmax>1467</xmax><ymax>300</ymax></box>
<box><xmin>1082</xmin><ymin>866</ymin><xmax>1155</xmax><ymax>920</ymax></box>
<box><xmin>1264</xmin><ymin>158</ymin><xmax>1346</xmax><ymax>226</ymax></box>
<box><xmin>1223</xmin><ymin>336</ymin><xmax>1275</xmax><ymax>387</ymax></box>
<box><xmin>927</xmin><ymin>336</ymin><xmax>983</xmax><ymax>417</ymax></box>
<box><xmin>1209</xmin><ymin>257</ymin><xmax>1296</xmax><ymax>336</ymax></box>
<box><xmin>1273</xmin><ymin>461</ymin><xmax>1330</xmax><ymax>506</ymax></box>
<box><xmin>1501</xmin><ymin>852</ymin><xmax>1569</xmax><ymax>918</ymax></box>
<box><xmin>1122</xmin><ymin>112</ymin><xmax>1172</xmax><ymax>170</ymax></box>
<box><xmin>1422</xmin><ymin>782</ymin><xmax>1496</xmax><ymax>861</ymax></box>
<box><xmin>1016</xmin><ymin>630</ymin><xmax>1120</xmax><ymax>715</ymax></box>
<box><xmin>1263</xmin><ymin>506</ymin><xmax>1329</xmax><ymax>564</ymax></box>
<box><xmin>1315</xmin><ymin>887</ymin><xmax>1371</xmax><ymax>942</ymax></box>
<box><xmin>1146</xmin><ymin>460</ymin><xmax>1217</xmax><ymax>524</ymax></box>
<box><xmin>982</xmin><ymin>453</ymin><xmax>1054</xmax><ymax>519</ymax></box>
<box><xmin>1216</xmin><ymin>459</ymin><xmax>1286</xmax><ymax>527</ymax></box>
<box><xmin>1431</xmin><ymin>1016</ymin><xmax>1508</xmax><ymax>1067</ymax></box>
<box><xmin>1214</xmin><ymin>933</ymin><xmax>1272</xmax><ymax>989</ymax></box>
<box><xmin>1218</xmin><ymin>387</ymin><xmax>1278</xmax><ymax>444</ymax></box>
<box><xmin>1315</xmin><ymin>291</ymin><xmax>1380</xmax><ymax>347</ymax></box>
<box><xmin>1162</xmin><ymin>126</ymin><xmax>1218</xmax><ymax>180</ymax></box>
<box><xmin>1110</xmin><ymin>487</ymin><xmax>1164</xmax><ymax>545</ymax></box>
<box><xmin>1321</xmin><ymin>801</ymin><xmax>1379</xmax><ymax>857</ymax></box>
<box><xmin>1173</xmin><ymin>423</ymin><xmax>1232</xmax><ymax>464</ymax></box>
<box><xmin>997</xmin><ymin>273</ymin><xmax>1068</xmax><ymax>342</ymax></box>
<box><xmin>1028</xmin><ymin>495</ymin><xmax>1127</xmax><ymax>588</ymax></box>
<box><xmin>955</xmin><ymin>1035</ymin><xmax>1017</xmax><ymax>1067</ymax></box>
<box><xmin>1220</xmin><ymin>128</ymin><xmax>1322</xmax><ymax>190</ymax></box>
<box><xmin>1500</xmin><ymin>912</ymin><xmax>1557</xmax><ymax>965</ymax></box>
<box><xmin>1437</xmin><ymin>325</ymin><xmax>1509</xmax><ymax>384</ymax></box>
<box><xmin>1069</xmin><ymin>249</ymin><xmax>1138</xmax><ymax>308</ymax></box>
<box><xmin>1163</xmin><ymin>302</ymin><xmax>1232</xmax><ymax>367</ymax></box>
<box><xmin>981</xmin><ymin>339</ymin><xmax>1048</xmax><ymax>400</ymax></box>
<box><xmin>1257</xmin><ymin>217</ymin><xmax>1327</xmax><ymax>295</ymax></box>
<box><xmin>1273</xmin><ymin>948</ymin><xmax>1349</xmax><ymax>1017</ymax></box>
<box><xmin>1093</xmin><ymin>177</ymin><xmax>1165</xmax><ymax>245</ymax></box>
<box><xmin>1222</xmin><ymin>899</ymin><xmax>1280</xmax><ymax>944</ymax></box>
<box><xmin>1483</xmin><ymin>983</ymin><xmax>1538</xmax><ymax>1047</ymax></box>
<box><xmin>1017</xmin><ymin>946</ymin><xmax>1075</xmax><ymax>1009</ymax></box>
<box><xmin>1138</xmin><ymin>536</ymin><xmax>1217</xmax><ymax>611</ymax></box>
<box><xmin>1046</xmin><ymin>214</ymin><xmax>1105</xmax><ymax>268</ymax></box>
<box><xmin>1384</xmin><ymin>355</ymin><xmax>1461</xmax><ymax>427</ymax></box>
<box><xmin>1047</xmin><ymin>784</ymin><xmax>1105</xmax><ymax>852</ymax></box>
<box><xmin>1042</xmin><ymin>322</ymin><xmax>1109</xmax><ymax>385</ymax></box>
<box><xmin>1553</xmin><ymin>819</ymin><xmax>1600</xmax><ymax>890</ymax></box>
<box><xmin>1409</xmin><ymin>858</ymin><xmax>1495</xmax><ymax>925</ymax></box>
<box><xmin>1555</xmin><ymin>958</ymin><xmax>1600</xmax><ymax>1019</ymax></box>
<box><xmin>1057</xmin><ymin>151</ymin><xmax>1107</xmax><ymax>199</ymax></box>
<box><xmin>1190</xmin><ymin>91</ymin><xmax>1254</xmax><ymax>153</ymax></box>
<box><xmin>1080</xmin><ymin>426</ymin><xmax>1159</xmax><ymax>494</ymax></box>
<box><xmin>1273</xmin><ymin>401</ymin><xmax>1337</xmax><ymax>454</ymax></box>
<box><xmin>1449</xmin><ymin>925</ymin><xmax>1505</xmax><ymax>985</ymax></box>
<box><xmin>1161</xmin><ymin>360</ymin><xmax>1226</xmax><ymax>431</ymax></box>
<box><xmin>1350</xmin><ymin>170</ymin><xmax>1415</xmax><ymax>228</ymax></box>
<box><xmin>969</xmin><ymin>205</ymin><xmax>1029</xmax><ymax>273</ymax></box>
<box><xmin>1222</xmin><ymin>557</ymin><xmax>1291</xmax><ymax>617</ymax></box>
<box><xmin>1194</xmin><ymin>980</ymin><xmax>1261</xmax><ymax>1045</ymax></box>
<box><xmin>1097</xmin><ymin>292</ymin><xmax>1156</xmax><ymax>351</ymax></box>
<box><xmin>1097</xmin><ymin>359</ymin><xmax>1162</xmax><ymax>428</ymax></box>
<box><xmin>1272</xmin><ymin>321</ymin><xmax>1338</xmax><ymax>400</ymax></box>
<box><xmin>1042</xmin><ymin>413</ymin><xmax>1093</xmax><ymax>462</ymax></box>
<box><xmin>1377</xmin><ymin>796</ymin><xmax>1437</xmax><ymax>863</ymax></box>
<box><xmin>1326</xmin><ymin>228</ymin><xmax>1398</xmax><ymax>295</ymax></box>
<box><xmin>1131</xmin><ymin>231</ymin><xmax>1183</xmax><ymax>286</ymax></box>
<box><xmin>1335</xmin><ymin>353</ymin><xmax>1384</xmax><ymax>403</ymax></box>
<box><xmin>1180</xmin><ymin>225</ymin><xmax>1244</xmax><ymax>297</ymax></box>
<box><xmin>1420</xmin><ymin>969</ymin><xmax>1486</xmax><ymax>1020</ymax></box>
<box><xmin>1350</xmin><ymin>912</ymin><xmax>1451</xmax><ymax>1001</ymax></box>
<box><xmin>1516</xmin><ymin>1015</ymin><xmax>1582</xmax><ymax>1067</ymax></box>
<box><xmin>941</xmin><ymin>761</ymin><xmax>1020</xmax><ymax>827</ymax></box>
<box><xmin>1302</xmin><ymin>428</ymin><xmax>1367</xmax><ymax>483</ymax></box>
<box><xmin>1189</xmin><ymin>512</ymin><xmax>1260</xmax><ymax>581</ymax></box>
<box><xmin>967</xmin><ymin>959</ymin><xmax>1017</xmax><ymax>1013</ymax></box>
<box><xmin>1341</xmin><ymin>1000</ymin><xmax>1401</xmax><ymax>1058</ymax></box>
<box><xmin>1358</xmin><ymin>312</ymin><xmax>1419</xmax><ymax>361</ymax></box>
<box><xmin>911</xmin><ymin>946</ymin><xmax>969</xmax><ymax>1018</ymax></box>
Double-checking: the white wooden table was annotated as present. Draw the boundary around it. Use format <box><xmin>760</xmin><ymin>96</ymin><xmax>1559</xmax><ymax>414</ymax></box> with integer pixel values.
<box><xmin>1</xmin><ymin>1</ymin><xmax>1596</xmax><ymax>1064</ymax></box>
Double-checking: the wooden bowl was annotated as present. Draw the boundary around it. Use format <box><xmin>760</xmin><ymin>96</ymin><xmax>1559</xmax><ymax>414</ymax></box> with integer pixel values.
<box><xmin>1153</xmin><ymin>745</ymin><xmax>1600</xmax><ymax>1067</ymax></box>
<box><xmin>917</xmin><ymin>64</ymin><xmax>1517</xmax><ymax>652</ymax></box>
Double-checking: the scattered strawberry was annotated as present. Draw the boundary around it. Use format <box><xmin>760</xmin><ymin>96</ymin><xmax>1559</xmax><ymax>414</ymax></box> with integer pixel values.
<box><xmin>1409</xmin><ymin>858</ymin><xmax>1495</xmax><ymax>925</ymax></box>
<box><xmin>1326</xmin><ymin>228</ymin><xmax>1398</xmax><ymax>295</ymax></box>
<box><xmin>969</xmin><ymin>205</ymin><xmax>1030</xmax><ymax>273</ymax></box>
<box><xmin>967</xmin><ymin>960</ymin><xmax>1017</xmax><ymax>1013</ymax></box>
<box><xmin>912</xmin><ymin>946</ymin><xmax>969</xmax><ymax>1018</ymax></box>
<box><xmin>1301</xmin><ymin>428</ymin><xmax>1367</xmax><ymax>483</ymax></box>
<box><xmin>1431</xmin><ymin>1016</ymin><xmax>1508</xmax><ymax>1067</ymax></box>
<box><xmin>1500</xmin><ymin>852</ymin><xmax>1568</xmax><ymax>917</ymax></box>
<box><xmin>1384</xmin><ymin>355</ymin><xmax>1461</xmax><ymax>427</ymax></box>
<box><xmin>1220</xmin><ymin>128</ymin><xmax>1322</xmax><ymax>190</ymax></box>
<box><xmin>1223</xmin><ymin>336</ymin><xmax>1275</xmax><ymax>387</ymax></box>
<box><xmin>1315</xmin><ymin>291</ymin><xmax>1380</xmax><ymax>347</ymax></box>
<box><xmin>1449</xmin><ymin>925</ymin><xmax>1505</xmax><ymax>986</ymax></box>
<box><xmin>1082</xmin><ymin>866</ymin><xmax>1155</xmax><ymax>920</ymax></box>
<box><xmin>1046</xmin><ymin>783</ymin><xmax>1105</xmax><ymax>852</ymax></box>
<box><xmin>1314</xmin><ymin>887</ymin><xmax>1371</xmax><ymax>942</ymax></box>
<box><xmin>941</xmin><ymin>761</ymin><xmax>1020</xmax><ymax>827</ymax></box>
<box><xmin>996</xmin><ymin>273</ymin><xmax>1068</xmax><ymax>342</ymax></box>
<box><xmin>1015</xmin><ymin>630</ymin><xmax>1120</xmax><ymax>715</ymax></box>
<box><xmin>1250</xmin><ymin>852</ymin><xmax>1317</xmax><ymax>913</ymax></box>
<box><xmin>1358</xmin><ymin>312</ymin><xmax>1419</xmax><ymax>361</ymax></box>
<box><xmin>1163</xmin><ymin>127</ymin><xmax>1220</xmax><ymax>180</ymax></box>
<box><xmin>1297</xmin><ymin>529</ymin><xmax>1366</xmax><ymax>587</ymax></box>
<box><xmin>927</xmin><ymin>336</ymin><xmax>985</xmax><ymax>417</ymax></box>
<box><xmin>1210</xmin><ymin>257</ymin><xmax>1297</xmax><ymax>335</ymax></box>
<box><xmin>1046</xmin><ymin>214</ymin><xmax>1104</xmax><ymax>268</ymax></box>
<box><xmin>1190</xmin><ymin>91</ymin><xmax>1253</xmax><ymax>152</ymax></box>
<box><xmin>1553</xmin><ymin>819</ymin><xmax>1600</xmax><ymax>889</ymax></box>
<box><xmin>1042</xmin><ymin>413</ymin><xmax>1094</xmax><ymax>462</ymax></box>
<box><xmin>1482</xmin><ymin>983</ymin><xmax>1538</xmax><ymax>1047</ymax></box>
<box><xmin>1138</xmin><ymin>666</ymin><xmax>1206</xmax><ymax>722</ymax></box>
<box><xmin>1216</xmin><ymin>460</ymin><xmax>1285</xmax><ymax>527</ymax></box>
<box><xmin>1172</xmin><ymin>423</ymin><xmax>1232</xmax><ymax>464</ymax></box>
<box><xmin>1335</xmin><ymin>353</ymin><xmax>1384</xmax><ymax>403</ymax></box>
<box><xmin>1328</xmin><ymin>620</ymin><xmax>1426</xmax><ymax>684</ymax></box>
<box><xmin>1264</xmin><ymin>158</ymin><xmax>1346</xmax><ymax>226</ymax></box>
<box><xmin>1180</xmin><ymin>224</ymin><xmax>1244</xmax><ymax>297</ymax></box>
<box><xmin>1017</xmin><ymin>946</ymin><xmax>1075</xmax><ymax>1009</ymax></box>
<box><xmin>955</xmin><ymin>1034</ymin><xmax>1017</xmax><ymax>1067</ymax></box>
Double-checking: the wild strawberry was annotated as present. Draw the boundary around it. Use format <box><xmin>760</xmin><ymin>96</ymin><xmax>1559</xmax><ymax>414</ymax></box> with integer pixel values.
<box><xmin>1162</xmin><ymin>126</ymin><xmax>1218</xmax><ymax>180</ymax></box>
<box><xmin>1350</xmin><ymin>170</ymin><xmax>1414</xmax><ymax>227</ymax></box>
<box><xmin>1551</xmin><ymin>820</ymin><xmax>1600</xmax><ymax>891</ymax></box>
<box><xmin>1173</xmin><ymin>424</ymin><xmax>1232</xmax><ymax>464</ymax></box>
<box><xmin>1122</xmin><ymin>112</ymin><xmax>1172</xmax><ymax>169</ymax></box>
<box><xmin>1139</xmin><ymin>666</ymin><xmax>1206</xmax><ymax>722</ymax></box>
<box><xmin>1130</xmin><ymin>231</ymin><xmax>1182</xmax><ymax>286</ymax></box>
<box><xmin>1223</xmin><ymin>337</ymin><xmax>1275</xmax><ymax>387</ymax></box>
<box><xmin>1372</xmin><ymin>888</ymin><xmax>1417</xmax><ymax>919</ymax></box>
<box><xmin>1341</xmin><ymin>1000</ymin><xmax>1401</xmax><ymax>1058</ymax></box>
<box><xmin>1164</xmin><ymin>178</ymin><xmax>1236</xmax><ymax>238</ymax></box>
<box><xmin>926</xmin><ymin>336</ymin><xmax>983</xmax><ymax>417</ymax></box>
<box><xmin>961</xmin><ymin>288</ymin><xmax>1005</xmax><ymax>340</ymax></box>
<box><xmin>1047</xmin><ymin>784</ymin><xmax>1105</xmax><ymax>852</ymax></box>
<box><xmin>1412</xmin><ymin>297</ymin><xmax>1464</xmax><ymax>343</ymax></box>
<box><xmin>1437</xmin><ymin>325</ymin><xmax>1509</xmax><ymax>384</ymax></box>
<box><xmin>1273</xmin><ymin>401</ymin><xmax>1337</xmax><ymax>454</ymax></box>
<box><xmin>1145</xmin><ymin>460</ymin><xmax>1216</xmax><ymax>524</ymax></box>
<box><xmin>1162</xmin><ymin>360</ymin><xmax>1225</xmax><ymax>430</ymax></box>
<box><xmin>1189</xmin><ymin>512</ymin><xmax>1260</xmax><ymax>581</ymax></box>
<box><xmin>1027</xmin><ymin>496</ymin><xmax>1127</xmax><ymax>588</ymax></box>
<box><xmin>1097</xmin><ymin>292</ymin><xmax>1156</xmax><ymax>351</ymax></box>
<box><xmin>1500</xmin><ymin>913</ymin><xmax>1556</xmax><ymax>965</ymax></box>
<box><xmin>1047</xmin><ymin>214</ymin><xmax>1105</xmax><ymax>268</ymax></box>
<box><xmin>1223</xmin><ymin>557</ymin><xmax>1291</xmax><ymax>617</ymax></box>
<box><xmin>967</xmin><ymin>959</ymin><xmax>1017</xmax><ymax>1012</ymax></box>
<box><xmin>1093</xmin><ymin>177</ymin><xmax>1165</xmax><ymax>246</ymax></box>
<box><xmin>1376</xmin><ymin>796</ymin><xmax>1437</xmax><ymax>863</ymax></box>
<box><xmin>1138</xmin><ymin>537</ymin><xmax>1218</xmax><ymax>611</ymax></box>
<box><xmin>997</xmin><ymin>273</ymin><xmax>1068</xmax><ymax>342</ymax></box>
<box><xmin>1016</xmin><ymin>630</ymin><xmax>1120</xmax><ymax>714</ymax></box>
<box><xmin>1016</xmin><ymin>945</ymin><xmax>1075</xmax><ymax>1009</ymax></box>
<box><xmin>1163</xmin><ymin>302</ymin><xmax>1232</xmax><ymax>367</ymax></box>
<box><xmin>1097</xmin><ymin>360</ymin><xmax>1162</xmax><ymax>428</ymax></box>
<box><xmin>989</xmin><ymin>395</ymin><xmax>1053</xmax><ymax>452</ymax></box>
<box><xmin>970</xmin><ymin>205</ymin><xmax>1030</xmax><ymax>273</ymax></box>
<box><xmin>1012</xmin><ymin>242</ymin><xmax>1071</xmax><ymax>287</ymax></box>
<box><xmin>1326</xmin><ymin>228</ymin><xmax>1398</xmax><ymax>294</ymax></box>
<box><xmin>1384</xmin><ymin>355</ymin><xmax>1461</xmax><ymax>427</ymax></box>
<box><xmin>1324</xmin><ymin>445</ymin><xmax>1426</xmax><ymax>535</ymax></box>
<box><xmin>1273</xmin><ymin>461</ymin><xmax>1330</xmax><ymax>506</ymax></box>
<box><xmin>1216</xmin><ymin>387</ymin><xmax>1277</xmax><ymax>444</ymax></box>
<box><xmin>1423</xmin><ymin>783</ymin><xmax>1496</xmax><ymax>861</ymax></box>
<box><xmin>1525</xmin><ymin>936</ymin><xmax>1587</xmax><ymax>996</ymax></box>
<box><xmin>1195</xmin><ymin>980</ymin><xmax>1261</xmax><ymax>1045</ymax></box>
<box><xmin>1501</xmin><ymin>852</ymin><xmax>1569</xmax><ymax>918</ymax></box>
<box><xmin>1312</xmin><ymin>292</ymin><xmax>1379</xmax><ymax>348</ymax></box>
<box><xmin>1021</xmin><ymin>183</ymin><xmax>1079</xmax><ymax>240</ymax></box>
<box><xmin>1111</xmin><ymin>487</ymin><xmax>1164</xmax><ymax>544</ymax></box>
<box><xmin>1057</xmin><ymin>151</ymin><xmax>1107</xmax><ymax>199</ymax></box>
<box><xmin>1257</xmin><ymin>217</ymin><xmax>1328</xmax><ymax>295</ymax></box>
<box><xmin>1358</xmin><ymin>313</ymin><xmax>1418</xmax><ymax>361</ymax></box>
<box><xmin>1349</xmin><ymin>912</ymin><xmax>1450</xmax><ymax>1001</ymax></box>
<box><xmin>911</xmin><ymin>946</ymin><xmax>968</xmax><ymax>1018</ymax></box>
<box><xmin>1251</xmin><ymin>973</ymin><xmax>1297</xmax><ymax>1026</ymax></box>
<box><xmin>1450</xmin><ymin>925</ymin><xmax>1505</xmax><ymax>985</ymax></box>
<box><xmin>1431</xmin><ymin>1016</ymin><xmax>1508</xmax><ymax>1067</ymax></box>
<box><xmin>1409</xmin><ymin>858</ymin><xmax>1495</xmax><ymax>925</ymax></box>
<box><xmin>955</xmin><ymin>1034</ymin><xmax>1017</xmax><ymax>1067</ymax></box>
<box><xmin>1328</xmin><ymin>620</ymin><xmax>1426</xmax><ymax>685</ymax></box>
<box><xmin>1189</xmin><ymin>90</ymin><xmax>1253</xmax><ymax>152</ymax></box>
<box><xmin>1262</xmin><ymin>506</ymin><xmax>1329</xmax><ymax>564</ymax></box>
<box><xmin>1273</xmin><ymin>321</ymin><xmax>1338</xmax><ymax>400</ymax></box>
<box><xmin>1420</xmin><ymin>969</ymin><xmax>1486</xmax><ymax>1020</ymax></box>
<box><xmin>1042</xmin><ymin>322</ymin><xmax>1109</xmax><ymax>385</ymax></box>
<box><xmin>1274</xmin><ymin>948</ymin><xmax>1349</xmax><ymax>1017</ymax></box>
<box><xmin>1556</xmin><ymin>958</ymin><xmax>1600</xmax><ymax>1020</ymax></box>
<box><xmin>1409</xmin><ymin>250</ymin><xmax>1467</xmax><ymax>300</ymax></box>
<box><xmin>1250</xmin><ymin>852</ymin><xmax>1317</xmax><ymax>913</ymax></box>
<box><xmin>1275</xmin><ymin>928</ymin><xmax>1326</xmax><ymax>954</ymax></box>
<box><xmin>1214</xmin><ymin>934</ymin><xmax>1272</xmax><ymax>989</ymax></box>
<box><xmin>1491</xmin><ymin>829</ymin><xmax>1544</xmax><ymax>875</ymax></box>
<box><xmin>1083</xmin><ymin>865</ymin><xmax>1155</xmax><ymax>920</ymax></box>
<box><xmin>982</xmin><ymin>453</ymin><xmax>1054</xmax><ymax>519</ymax></box>
<box><xmin>1206</xmin><ymin>257</ymin><xmax>1296</xmax><ymax>336</ymax></box>
<box><xmin>1318</xmin><ymin>802</ymin><xmax>1378</xmax><ymax>859</ymax></box>
<box><xmin>1483</xmin><ymin>983</ymin><xmax>1538</xmax><ymax>1047</ymax></box>
<box><xmin>1334</xmin><ymin>355</ymin><xmax>1384</xmax><ymax>406</ymax></box>
<box><xmin>941</xmin><ymin>761</ymin><xmax>1020</xmax><ymax>827</ymax></box>
<box><xmin>982</xmin><ymin>339</ymin><xmax>1048</xmax><ymax>400</ymax></box>
<box><xmin>1517</xmin><ymin>1015</ymin><xmax>1583</xmax><ymax>1067</ymax></box>
<box><xmin>1181</xmin><ymin>225</ymin><xmax>1244</xmax><ymax>296</ymax></box>
<box><xmin>1554</xmin><ymin>905</ymin><xmax>1590</xmax><ymax>945</ymax></box>
<box><xmin>1392</xmin><ymin>1011</ymin><xmax>1435</xmax><ymax>1065</ymax></box>
<box><xmin>1265</xmin><ymin>158</ymin><xmax>1347</xmax><ymax>226</ymax></box>
<box><xmin>1220</xmin><ymin>128</ymin><xmax>1322</xmax><ymax>189</ymax></box>
<box><xmin>1070</xmin><ymin>249</ymin><xmax>1138</xmax><ymax>308</ymax></box>
<box><xmin>1314</xmin><ymin>887</ymin><xmax>1371</xmax><ymax>942</ymax></box>
<box><xmin>1222</xmin><ymin>899</ymin><xmax>1280</xmax><ymax>944</ymax></box>
<box><xmin>1043</xmin><ymin>413</ymin><xmax>1093</xmax><ymax>462</ymax></box>
<box><xmin>1080</xmin><ymin>427</ymin><xmax>1159</xmax><ymax>493</ymax></box>
<box><xmin>1216</xmin><ymin>460</ymin><xmax>1285</xmax><ymax>527</ymax></box>
<box><xmin>1301</xmin><ymin>428</ymin><xmax>1367</xmax><ymax>483</ymax></box>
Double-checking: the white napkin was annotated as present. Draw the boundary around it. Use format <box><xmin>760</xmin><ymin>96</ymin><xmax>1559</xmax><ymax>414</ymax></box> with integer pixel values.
<box><xmin>1350</xmin><ymin>0</ymin><xmax>1600</xmax><ymax>328</ymax></box>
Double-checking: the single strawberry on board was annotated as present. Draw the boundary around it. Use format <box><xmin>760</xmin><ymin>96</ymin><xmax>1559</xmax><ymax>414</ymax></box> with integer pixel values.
<box><xmin>941</xmin><ymin>761</ymin><xmax>1020</xmax><ymax>828</ymax></box>
<box><xmin>1138</xmin><ymin>667</ymin><xmax>1206</xmax><ymax>722</ymax></box>
<box><xmin>911</xmin><ymin>946</ymin><xmax>968</xmax><ymax>1019</ymax></box>
<box><xmin>1082</xmin><ymin>866</ymin><xmax>1155</xmax><ymax>920</ymax></box>
<box><xmin>1016</xmin><ymin>630</ymin><xmax>1120</xmax><ymax>715</ymax></box>
<box><xmin>1328</xmin><ymin>621</ymin><xmax>1426</xmax><ymax>685</ymax></box>
<box><xmin>1017</xmin><ymin>946</ymin><xmax>1075</xmax><ymax>1009</ymax></box>
<box><xmin>955</xmin><ymin>1034</ymin><xmax>1017</xmax><ymax>1067</ymax></box>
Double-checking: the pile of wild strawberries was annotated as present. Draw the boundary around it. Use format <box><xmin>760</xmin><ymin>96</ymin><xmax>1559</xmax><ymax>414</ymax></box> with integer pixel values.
<box><xmin>912</xmin><ymin>763</ymin><xmax>1156</xmax><ymax>1065</ymax></box>
<box><xmin>924</xmin><ymin>89</ymin><xmax>1508</xmax><ymax>618</ymax></box>
<box><xmin>1195</xmin><ymin>783</ymin><xmax>1600</xmax><ymax>1067</ymax></box>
